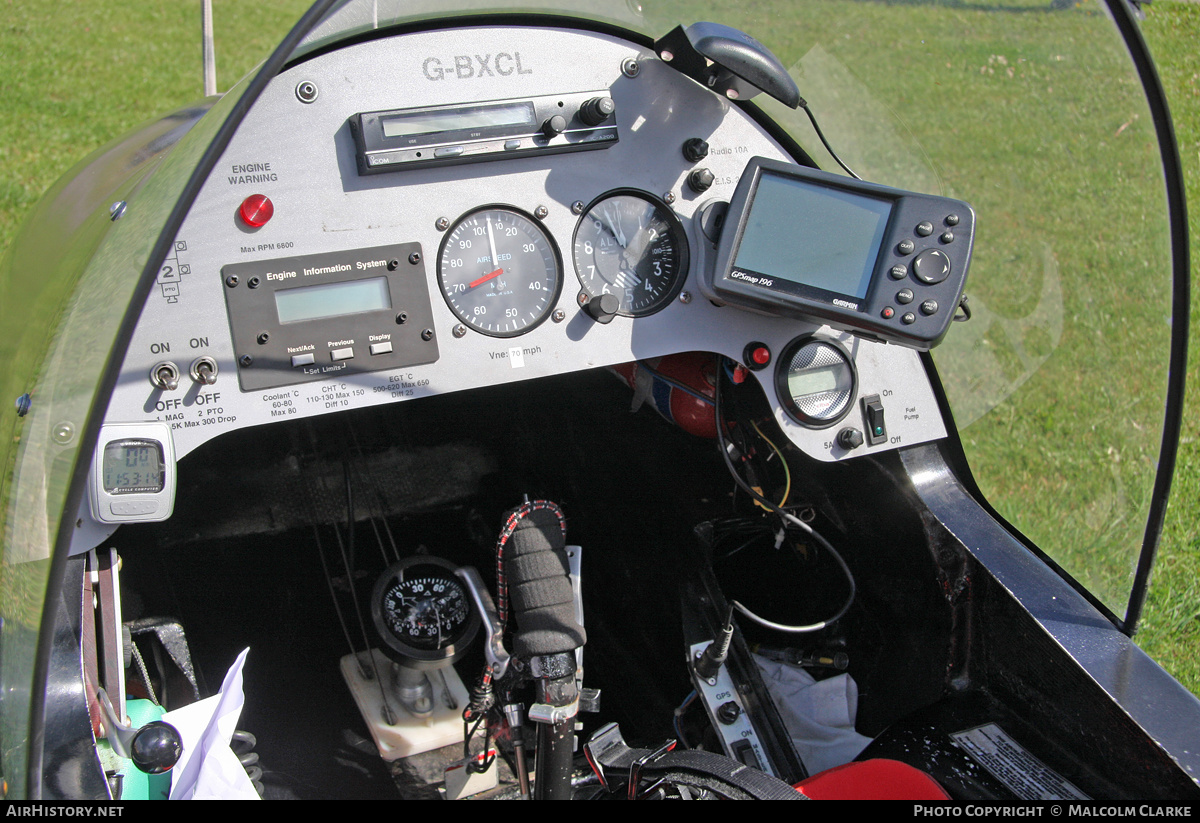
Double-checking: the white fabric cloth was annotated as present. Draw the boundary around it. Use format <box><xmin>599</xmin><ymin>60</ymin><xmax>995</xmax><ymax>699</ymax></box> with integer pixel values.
<box><xmin>754</xmin><ymin>654</ymin><xmax>873</xmax><ymax>774</ymax></box>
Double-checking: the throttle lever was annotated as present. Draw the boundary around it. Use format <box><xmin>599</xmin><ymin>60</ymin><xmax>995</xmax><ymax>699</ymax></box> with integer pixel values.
<box><xmin>96</xmin><ymin>688</ymin><xmax>183</xmax><ymax>775</ymax></box>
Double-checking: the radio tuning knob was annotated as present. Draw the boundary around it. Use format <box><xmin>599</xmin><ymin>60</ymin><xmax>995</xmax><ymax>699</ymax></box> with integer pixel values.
<box><xmin>578</xmin><ymin>96</ymin><xmax>616</xmax><ymax>126</ymax></box>
<box><xmin>541</xmin><ymin>115</ymin><xmax>567</xmax><ymax>138</ymax></box>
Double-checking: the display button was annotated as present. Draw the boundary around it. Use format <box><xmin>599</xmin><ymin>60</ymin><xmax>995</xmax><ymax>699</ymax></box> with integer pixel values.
<box><xmin>897</xmin><ymin>239</ymin><xmax>915</xmax><ymax>255</ymax></box>
<box><xmin>434</xmin><ymin>146</ymin><xmax>465</xmax><ymax>158</ymax></box>
<box><xmin>889</xmin><ymin>264</ymin><xmax>908</xmax><ymax>280</ymax></box>
<box><xmin>331</xmin><ymin>347</ymin><xmax>355</xmax><ymax>361</ymax></box>
<box><xmin>369</xmin><ymin>342</ymin><xmax>393</xmax><ymax>356</ymax></box>
<box><xmin>881</xmin><ymin>306</ymin><xmax>895</xmax><ymax>319</ymax></box>
<box><xmin>916</xmin><ymin>221</ymin><xmax>933</xmax><ymax>237</ymax></box>
<box><xmin>896</xmin><ymin>289</ymin><xmax>914</xmax><ymax>304</ymax></box>
<box><xmin>291</xmin><ymin>353</ymin><xmax>316</xmax><ymax>367</ymax></box>
<box><xmin>901</xmin><ymin>312</ymin><xmax>917</xmax><ymax>325</ymax></box>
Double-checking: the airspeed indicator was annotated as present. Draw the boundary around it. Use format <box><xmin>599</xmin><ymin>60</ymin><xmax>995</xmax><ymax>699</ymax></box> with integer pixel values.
<box><xmin>437</xmin><ymin>207</ymin><xmax>562</xmax><ymax>337</ymax></box>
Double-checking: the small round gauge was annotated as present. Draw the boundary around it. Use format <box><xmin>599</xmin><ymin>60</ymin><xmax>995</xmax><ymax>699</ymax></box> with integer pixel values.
<box><xmin>775</xmin><ymin>336</ymin><xmax>857</xmax><ymax>428</ymax></box>
<box><xmin>371</xmin><ymin>556</ymin><xmax>480</xmax><ymax>667</ymax></box>
<box><xmin>438</xmin><ymin>207</ymin><xmax>562</xmax><ymax>337</ymax></box>
<box><xmin>572</xmin><ymin>190</ymin><xmax>689</xmax><ymax>317</ymax></box>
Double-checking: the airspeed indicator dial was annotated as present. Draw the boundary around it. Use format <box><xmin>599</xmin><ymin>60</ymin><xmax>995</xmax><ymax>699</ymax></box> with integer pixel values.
<box><xmin>573</xmin><ymin>191</ymin><xmax>689</xmax><ymax>317</ymax></box>
<box><xmin>437</xmin><ymin>207</ymin><xmax>562</xmax><ymax>337</ymax></box>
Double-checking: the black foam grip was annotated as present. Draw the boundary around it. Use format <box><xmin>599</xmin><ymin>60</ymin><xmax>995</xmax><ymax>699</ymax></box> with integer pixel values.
<box><xmin>507</xmin><ymin>508</ymin><xmax>586</xmax><ymax>657</ymax></box>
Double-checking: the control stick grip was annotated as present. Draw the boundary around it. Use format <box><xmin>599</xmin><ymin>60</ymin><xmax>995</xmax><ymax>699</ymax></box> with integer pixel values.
<box><xmin>506</xmin><ymin>507</ymin><xmax>587</xmax><ymax>657</ymax></box>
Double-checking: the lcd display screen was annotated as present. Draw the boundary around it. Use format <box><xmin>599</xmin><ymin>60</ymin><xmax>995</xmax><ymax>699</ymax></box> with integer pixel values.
<box><xmin>733</xmin><ymin>172</ymin><xmax>893</xmax><ymax>303</ymax></box>
<box><xmin>787</xmin><ymin>366</ymin><xmax>842</xmax><ymax>397</ymax></box>
<box><xmin>103</xmin><ymin>440</ymin><xmax>165</xmax><ymax>494</ymax></box>
<box><xmin>275</xmin><ymin>277</ymin><xmax>392</xmax><ymax>324</ymax></box>
<box><xmin>380</xmin><ymin>102</ymin><xmax>536</xmax><ymax>138</ymax></box>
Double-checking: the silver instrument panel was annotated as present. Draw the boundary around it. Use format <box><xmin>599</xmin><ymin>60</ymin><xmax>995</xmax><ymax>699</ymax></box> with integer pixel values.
<box><xmin>102</xmin><ymin>25</ymin><xmax>946</xmax><ymax>464</ymax></box>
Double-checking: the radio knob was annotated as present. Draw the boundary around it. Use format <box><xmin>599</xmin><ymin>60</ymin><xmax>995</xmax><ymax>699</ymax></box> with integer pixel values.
<box><xmin>578</xmin><ymin>97</ymin><xmax>616</xmax><ymax>126</ymax></box>
<box><xmin>541</xmin><ymin>115</ymin><xmax>567</xmax><ymax>138</ymax></box>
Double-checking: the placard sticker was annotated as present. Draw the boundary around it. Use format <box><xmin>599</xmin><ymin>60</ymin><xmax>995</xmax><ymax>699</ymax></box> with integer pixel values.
<box><xmin>951</xmin><ymin>723</ymin><xmax>1089</xmax><ymax>800</ymax></box>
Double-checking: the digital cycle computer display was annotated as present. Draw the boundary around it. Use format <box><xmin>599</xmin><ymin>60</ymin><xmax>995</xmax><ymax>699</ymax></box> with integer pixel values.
<box><xmin>88</xmin><ymin>422</ymin><xmax>177</xmax><ymax>524</ymax></box>
<box><xmin>711</xmin><ymin>158</ymin><xmax>975</xmax><ymax>350</ymax></box>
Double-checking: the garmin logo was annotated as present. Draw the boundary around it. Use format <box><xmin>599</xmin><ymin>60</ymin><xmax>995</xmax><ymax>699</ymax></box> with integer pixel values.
<box><xmin>422</xmin><ymin>53</ymin><xmax>532</xmax><ymax>81</ymax></box>
<box><xmin>833</xmin><ymin>299</ymin><xmax>859</xmax><ymax>310</ymax></box>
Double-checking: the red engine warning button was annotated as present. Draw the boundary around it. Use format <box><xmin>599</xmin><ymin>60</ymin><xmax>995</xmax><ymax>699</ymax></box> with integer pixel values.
<box><xmin>239</xmin><ymin>194</ymin><xmax>274</xmax><ymax>228</ymax></box>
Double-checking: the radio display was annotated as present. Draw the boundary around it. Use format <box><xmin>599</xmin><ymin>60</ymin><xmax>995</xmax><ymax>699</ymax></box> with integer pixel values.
<box><xmin>274</xmin><ymin>277</ymin><xmax>392</xmax><ymax>324</ymax></box>
<box><xmin>732</xmin><ymin>171</ymin><xmax>892</xmax><ymax>304</ymax></box>
<box><xmin>380</xmin><ymin>102</ymin><xmax>536</xmax><ymax>138</ymax></box>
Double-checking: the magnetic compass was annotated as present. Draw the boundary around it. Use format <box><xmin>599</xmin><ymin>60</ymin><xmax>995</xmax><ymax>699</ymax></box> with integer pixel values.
<box><xmin>370</xmin><ymin>555</ymin><xmax>480</xmax><ymax>668</ymax></box>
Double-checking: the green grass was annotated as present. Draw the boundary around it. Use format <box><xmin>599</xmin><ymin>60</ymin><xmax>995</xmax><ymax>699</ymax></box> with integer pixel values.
<box><xmin>0</xmin><ymin>1</ymin><xmax>312</xmax><ymax>243</ymax></box>
<box><xmin>0</xmin><ymin>0</ymin><xmax>1195</xmax><ymax>697</ymax></box>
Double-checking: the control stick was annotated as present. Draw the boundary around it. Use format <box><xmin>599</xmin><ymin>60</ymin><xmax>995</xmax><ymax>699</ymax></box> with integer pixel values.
<box><xmin>503</xmin><ymin>500</ymin><xmax>586</xmax><ymax>800</ymax></box>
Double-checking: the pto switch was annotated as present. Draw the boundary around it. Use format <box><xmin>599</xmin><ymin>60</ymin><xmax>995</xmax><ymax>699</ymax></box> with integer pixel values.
<box><xmin>861</xmin><ymin>394</ymin><xmax>887</xmax><ymax>446</ymax></box>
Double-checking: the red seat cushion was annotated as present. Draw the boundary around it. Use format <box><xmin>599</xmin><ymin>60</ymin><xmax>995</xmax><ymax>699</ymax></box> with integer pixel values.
<box><xmin>795</xmin><ymin>759</ymin><xmax>951</xmax><ymax>800</ymax></box>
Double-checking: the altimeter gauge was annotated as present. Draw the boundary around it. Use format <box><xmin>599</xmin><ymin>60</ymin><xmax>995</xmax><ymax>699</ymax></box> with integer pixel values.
<box><xmin>573</xmin><ymin>190</ymin><xmax>689</xmax><ymax>317</ymax></box>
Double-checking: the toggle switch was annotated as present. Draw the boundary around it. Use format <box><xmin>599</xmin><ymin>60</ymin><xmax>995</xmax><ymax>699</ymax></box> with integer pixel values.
<box><xmin>861</xmin><ymin>394</ymin><xmax>887</xmax><ymax>446</ymax></box>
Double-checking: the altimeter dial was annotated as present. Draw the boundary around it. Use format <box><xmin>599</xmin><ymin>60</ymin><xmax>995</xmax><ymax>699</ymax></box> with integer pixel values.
<box><xmin>573</xmin><ymin>191</ymin><xmax>689</xmax><ymax>317</ymax></box>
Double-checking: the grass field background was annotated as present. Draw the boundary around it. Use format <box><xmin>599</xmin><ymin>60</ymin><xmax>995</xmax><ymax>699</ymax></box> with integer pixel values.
<box><xmin>0</xmin><ymin>1</ymin><xmax>1196</xmax><ymax>694</ymax></box>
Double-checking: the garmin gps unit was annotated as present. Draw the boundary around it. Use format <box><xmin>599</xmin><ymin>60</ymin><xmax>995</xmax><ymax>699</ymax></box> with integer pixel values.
<box><xmin>711</xmin><ymin>157</ymin><xmax>974</xmax><ymax>349</ymax></box>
